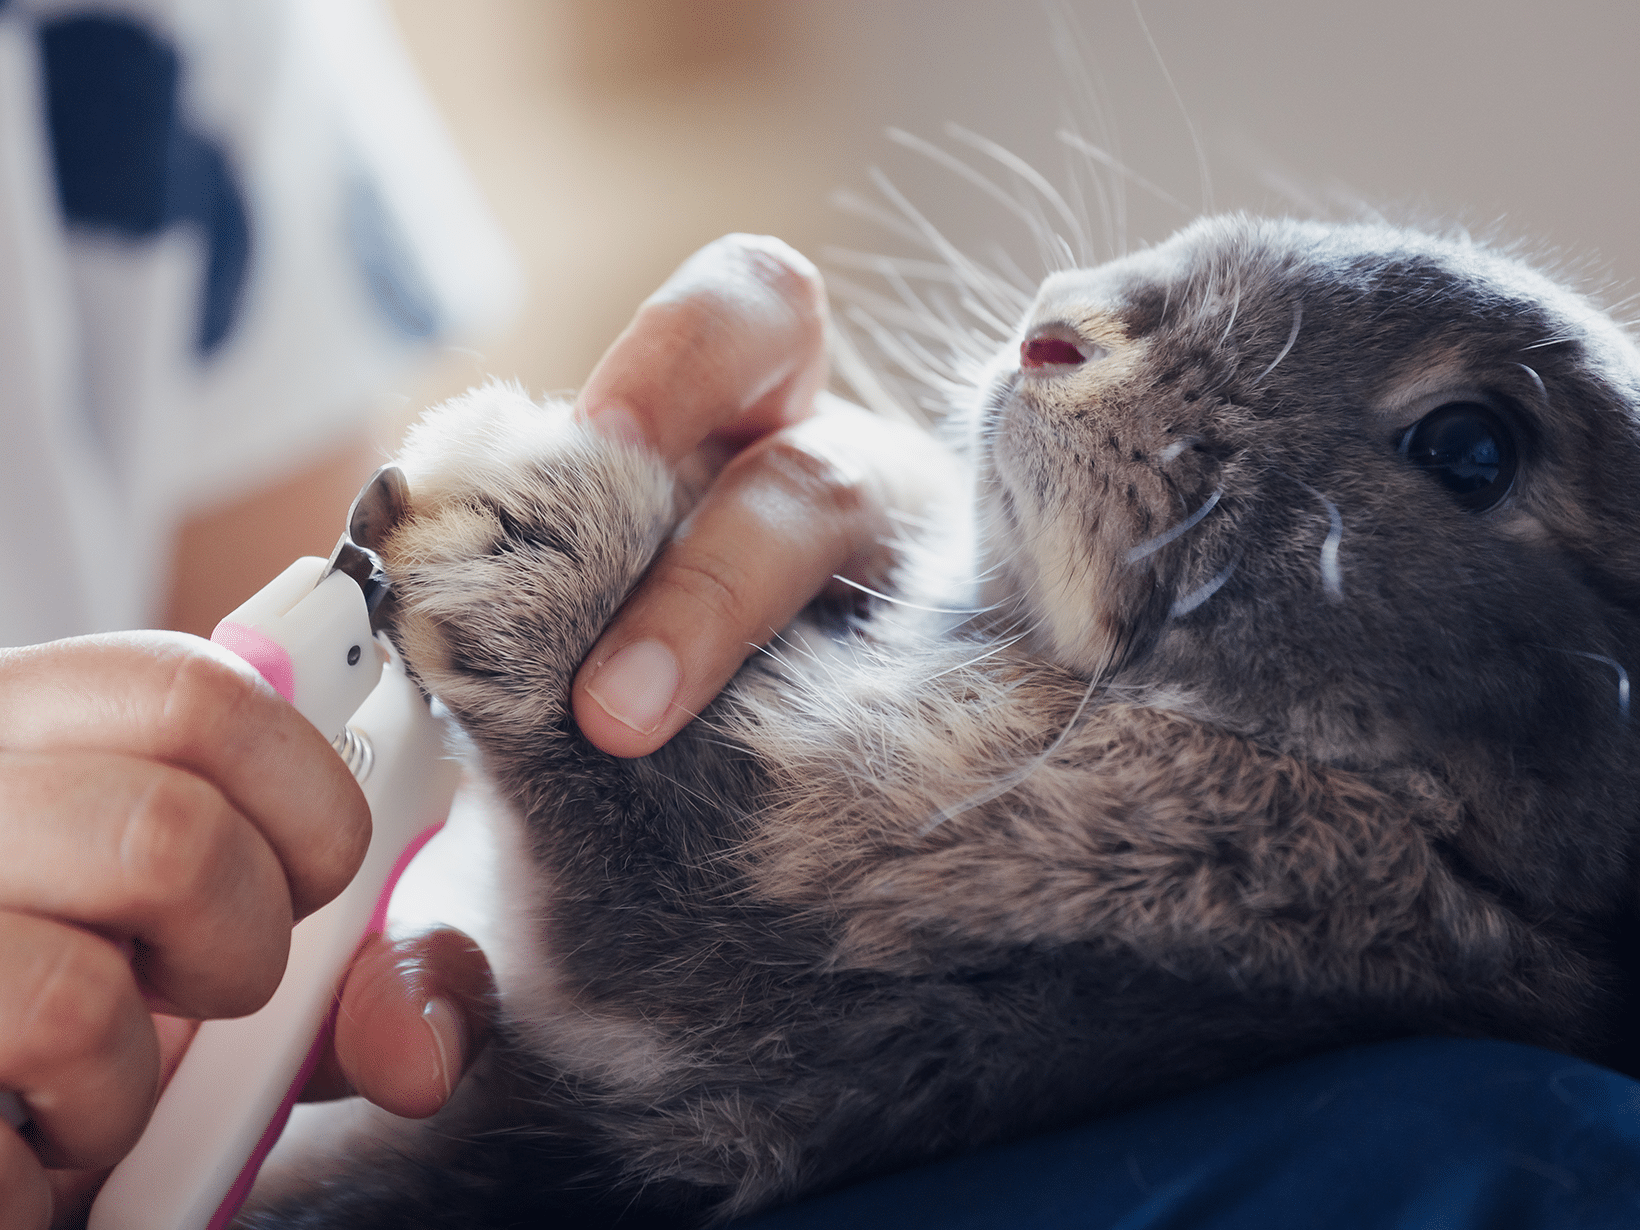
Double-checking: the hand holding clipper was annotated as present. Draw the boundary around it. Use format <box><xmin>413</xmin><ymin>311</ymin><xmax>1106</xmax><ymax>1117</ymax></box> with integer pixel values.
<box><xmin>88</xmin><ymin>467</ymin><xmax>461</xmax><ymax>1230</ymax></box>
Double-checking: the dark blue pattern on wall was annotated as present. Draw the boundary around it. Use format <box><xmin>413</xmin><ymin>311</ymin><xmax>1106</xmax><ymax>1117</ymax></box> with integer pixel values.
<box><xmin>346</xmin><ymin>173</ymin><xmax>441</xmax><ymax>340</ymax></box>
<box><xmin>40</xmin><ymin>15</ymin><xmax>251</xmax><ymax>355</ymax></box>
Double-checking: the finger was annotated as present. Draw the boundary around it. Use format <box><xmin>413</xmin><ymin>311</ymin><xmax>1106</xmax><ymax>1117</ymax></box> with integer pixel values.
<box><xmin>151</xmin><ymin>1014</ymin><xmax>200</xmax><ymax>1091</ymax></box>
<box><xmin>0</xmin><ymin>634</ymin><xmax>369</xmax><ymax>920</ymax></box>
<box><xmin>326</xmin><ymin>929</ymin><xmax>495</xmax><ymax>1119</ymax></box>
<box><xmin>0</xmin><ymin>1124</ymin><xmax>51</xmax><ymax>1230</ymax></box>
<box><xmin>0</xmin><ymin>750</ymin><xmax>292</xmax><ymax>1017</ymax></box>
<box><xmin>36</xmin><ymin>1016</ymin><xmax>199</xmax><ymax>1228</ymax></box>
<box><xmin>0</xmin><ymin>911</ymin><xmax>158</xmax><ymax>1170</ymax></box>
<box><xmin>576</xmin><ymin>234</ymin><xmax>829</xmax><ymax>463</ymax></box>
<box><xmin>575</xmin><ymin>399</ymin><xmax>959</xmax><ymax>757</ymax></box>
<box><xmin>45</xmin><ymin>1168</ymin><xmax>101</xmax><ymax>1230</ymax></box>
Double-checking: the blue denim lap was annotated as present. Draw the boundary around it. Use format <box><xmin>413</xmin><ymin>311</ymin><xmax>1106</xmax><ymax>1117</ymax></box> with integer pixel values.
<box><xmin>737</xmin><ymin>1039</ymin><xmax>1640</xmax><ymax>1230</ymax></box>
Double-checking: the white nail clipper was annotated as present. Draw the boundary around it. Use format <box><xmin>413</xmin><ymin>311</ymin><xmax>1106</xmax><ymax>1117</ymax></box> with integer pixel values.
<box><xmin>77</xmin><ymin>466</ymin><xmax>463</xmax><ymax>1229</ymax></box>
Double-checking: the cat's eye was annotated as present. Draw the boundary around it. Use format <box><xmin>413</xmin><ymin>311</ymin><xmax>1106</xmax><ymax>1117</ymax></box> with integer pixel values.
<box><xmin>1398</xmin><ymin>401</ymin><xmax>1517</xmax><ymax>512</ymax></box>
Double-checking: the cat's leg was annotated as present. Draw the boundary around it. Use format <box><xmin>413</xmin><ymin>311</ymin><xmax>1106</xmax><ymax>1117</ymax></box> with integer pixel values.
<box><xmin>329</xmin><ymin>388</ymin><xmax>1012</xmax><ymax>1223</ymax></box>
<box><xmin>381</xmin><ymin>381</ymin><xmax>676</xmax><ymax>735</ymax></box>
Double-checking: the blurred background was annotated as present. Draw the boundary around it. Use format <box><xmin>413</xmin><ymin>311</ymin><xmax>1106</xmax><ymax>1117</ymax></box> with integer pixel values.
<box><xmin>384</xmin><ymin>0</ymin><xmax>1640</xmax><ymax>421</ymax></box>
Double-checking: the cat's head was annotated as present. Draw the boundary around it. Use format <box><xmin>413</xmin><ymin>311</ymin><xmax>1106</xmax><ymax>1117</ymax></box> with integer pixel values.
<box><xmin>972</xmin><ymin>215</ymin><xmax>1640</xmax><ymax>905</ymax></box>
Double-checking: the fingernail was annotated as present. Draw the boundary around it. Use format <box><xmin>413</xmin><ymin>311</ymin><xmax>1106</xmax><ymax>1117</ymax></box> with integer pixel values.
<box><xmin>586</xmin><ymin>400</ymin><xmax>645</xmax><ymax>447</ymax></box>
<box><xmin>421</xmin><ymin>997</ymin><xmax>467</xmax><ymax>1101</ymax></box>
<box><xmin>585</xmin><ymin>640</ymin><xmax>679</xmax><ymax>735</ymax></box>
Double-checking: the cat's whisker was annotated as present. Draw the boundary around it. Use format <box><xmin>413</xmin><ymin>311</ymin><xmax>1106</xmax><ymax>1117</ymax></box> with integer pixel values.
<box><xmin>1539</xmin><ymin>647</ymin><xmax>1631</xmax><ymax>724</ymax></box>
<box><xmin>1129</xmin><ymin>0</ymin><xmax>1214</xmax><ymax>213</ymax></box>
<box><xmin>871</xmin><ymin>281</ymin><xmax>1004</xmax><ymax>380</ymax></box>
<box><xmin>1169</xmin><ymin>551</ymin><xmax>1241</xmax><ymax>619</ymax></box>
<box><xmin>833</xmin><ymin>262</ymin><xmax>1002</xmax><ymax>365</ymax></box>
<box><xmin>1056</xmin><ymin>128</ymin><xmax>1117</xmax><ymax>261</ymax></box>
<box><xmin>887</xmin><ymin>128</ymin><xmax>1070</xmax><ymax>276</ymax></box>
<box><xmin>842</xmin><ymin>304</ymin><xmax>972</xmax><ymax>397</ymax></box>
<box><xmin>824</xmin><ymin>248</ymin><xmax>965</xmax><ymax>286</ymax></box>
<box><xmin>829</xmin><ymin>321</ymin><xmax>923</xmax><ymax>426</ymax></box>
<box><xmin>1043</xmin><ymin>0</ymin><xmax>1129</xmax><ymax>255</ymax></box>
<box><xmin>985</xmin><ymin>242</ymin><xmax>1041</xmax><ymax>298</ymax></box>
<box><xmin>1124</xmin><ymin>488</ymin><xmax>1222</xmax><ymax>564</ymax></box>
<box><xmin>1515</xmin><ymin>361</ymin><xmax>1548</xmax><ymax>405</ymax></box>
<box><xmin>920</xmin><ymin>669</ymin><xmax>1102</xmax><ymax>835</ymax></box>
<box><xmin>943</xmin><ymin>123</ymin><xmax>1087</xmax><ymax>266</ymax></box>
<box><xmin>1051</xmin><ymin>128</ymin><xmax>1102</xmax><ymax>265</ymax></box>
<box><xmin>925</xmin><ymin>634</ymin><xmax>1032</xmax><ymax>683</ymax></box>
<box><xmin>828</xmin><ymin>186</ymin><xmax>939</xmax><ymax>253</ymax></box>
<box><xmin>1216</xmin><ymin>278</ymin><xmax>1241</xmax><ymax>351</ymax></box>
<box><xmin>1287</xmin><ymin>477</ymin><xmax>1345</xmax><ymax>602</ymax></box>
<box><xmin>1055</xmin><ymin>129</ymin><xmax>1190</xmax><ymax>216</ymax></box>
<box><xmin>1158</xmin><ymin>436</ymin><xmax>1200</xmax><ymax>464</ymax></box>
<box><xmin>924</xmin><ymin>290</ymin><xmax>1008</xmax><ymax>368</ymax></box>
<box><xmin>879</xmin><ymin>219</ymin><xmax>1029</xmax><ymax>337</ymax></box>
<box><xmin>1252</xmin><ymin>303</ymin><xmax>1303</xmax><ymax>385</ymax></box>
<box><xmin>829</xmin><ymin>575</ymin><xmax>1001</xmax><ymax>618</ymax></box>
<box><xmin>829</xmin><ymin>279</ymin><xmax>969</xmax><ymax>354</ymax></box>
<box><xmin>867</xmin><ymin>168</ymin><xmax>1024</xmax><ymax>336</ymax></box>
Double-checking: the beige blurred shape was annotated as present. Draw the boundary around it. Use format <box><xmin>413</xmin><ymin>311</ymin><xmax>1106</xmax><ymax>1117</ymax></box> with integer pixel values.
<box><xmin>386</xmin><ymin>0</ymin><xmax>874</xmax><ymax>417</ymax></box>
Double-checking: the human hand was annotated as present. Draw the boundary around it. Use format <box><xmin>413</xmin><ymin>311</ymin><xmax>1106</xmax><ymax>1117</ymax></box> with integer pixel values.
<box><xmin>572</xmin><ymin>233</ymin><xmax>961</xmax><ymax>757</ymax></box>
<box><xmin>0</xmin><ymin>634</ymin><xmax>492</xmax><ymax>1228</ymax></box>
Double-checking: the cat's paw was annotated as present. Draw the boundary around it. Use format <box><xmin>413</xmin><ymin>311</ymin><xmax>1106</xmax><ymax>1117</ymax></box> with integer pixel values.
<box><xmin>381</xmin><ymin>382</ymin><xmax>674</xmax><ymax>736</ymax></box>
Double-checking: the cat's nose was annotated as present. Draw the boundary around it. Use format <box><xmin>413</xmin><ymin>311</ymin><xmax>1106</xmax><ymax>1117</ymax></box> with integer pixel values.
<box><xmin>1019</xmin><ymin>325</ymin><xmax>1106</xmax><ymax>370</ymax></box>
<box><xmin>1021</xmin><ymin>337</ymin><xmax>1084</xmax><ymax>368</ymax></box>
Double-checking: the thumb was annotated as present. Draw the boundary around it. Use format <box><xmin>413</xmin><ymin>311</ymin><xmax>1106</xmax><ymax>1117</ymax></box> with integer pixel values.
<box><xmin>324</xmin><ymin>929</ymin><xmax>495</xmax><ymax>1119</ymax></box>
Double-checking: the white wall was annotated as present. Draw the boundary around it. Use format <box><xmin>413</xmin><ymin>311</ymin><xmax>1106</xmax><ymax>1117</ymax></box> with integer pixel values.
<box><xmin>845</xmin><ymin>1</ymin><xmax>1639</xmax><ymax>285</ymax></box>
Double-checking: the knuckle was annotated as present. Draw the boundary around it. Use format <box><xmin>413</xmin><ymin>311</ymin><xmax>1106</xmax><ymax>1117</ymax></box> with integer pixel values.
<box><xmin>156</xmin><ymin>644</ymin><xmax>261</xmax><ymax>755</ymax></box>
<box><xmin>652</xmin><ymin>235</ymin><xmax>826</xmax><ymax>344</ymax></box>
<box><xmin>222</xmin><ymin>946</ymin><xmax>286</xmax><ymax>1017</ymax></box>
<box><xmin>119</xmin><ymin>770</ymin><xmax>231</xmax><ymax>908</ymax></box>
<box><xmin>634</xmin><ymin>294</ymin><xmax>734</xmax><ymax>362</ymax></box>
<box><xmin>717</xmin><ymin>233</ymin><xmax>824</xmax><ymax>310</ymax></box>
<box><xmin>19</xmin><ymin>933</ymin><xmax>129</xmax><ymax>1066</ymax></box>
<box><xmin>745</xmin><ymin>434</ymin><xmax>870</xmax><ymax>522</ymax></box>
<box><xmin>656</xmin><ymin>550</ymin><xmax>750</xmax><ymax>628</ymax></box>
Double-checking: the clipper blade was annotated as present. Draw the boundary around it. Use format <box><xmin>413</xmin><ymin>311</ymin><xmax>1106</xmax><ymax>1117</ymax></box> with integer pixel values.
<box><xmin>324</xmin><ymin>464</ymin><xmax>411</xmax><ymax>626</ymax></box>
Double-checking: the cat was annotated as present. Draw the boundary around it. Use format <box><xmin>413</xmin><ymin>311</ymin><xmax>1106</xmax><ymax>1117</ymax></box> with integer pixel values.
<box><xmin>244</xmin><ymin>214</ymin><xmax>1640</xmax><ymax>1227</ymax></box>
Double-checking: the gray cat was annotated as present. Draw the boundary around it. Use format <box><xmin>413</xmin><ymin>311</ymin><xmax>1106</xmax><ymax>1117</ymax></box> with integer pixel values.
<box><xmin>246</xmin><ymin>216</ymin><xmax>1640</xmax><ymax>1227</ymax></box>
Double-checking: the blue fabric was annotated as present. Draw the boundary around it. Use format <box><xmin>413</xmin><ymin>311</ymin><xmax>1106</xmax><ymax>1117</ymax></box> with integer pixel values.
<box><xmin>740</xmin><ymin>1039</ymin><xmax>1640</xmax><ymax>1229</ymax></box>
<box><xmin>346</xmin><ymin>173</ymin><xmax>442</xmax><ymax>340</ymax></box>
<box><xmin>39</xmin><ymin>14</ymin><xmax>251</xmax><ymax>354</ymax></box>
